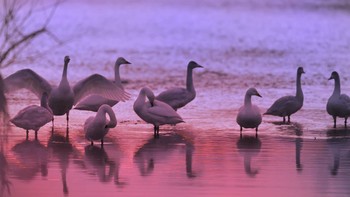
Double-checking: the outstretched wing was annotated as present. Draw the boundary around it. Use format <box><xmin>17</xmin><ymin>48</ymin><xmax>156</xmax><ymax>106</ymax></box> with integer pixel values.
<box><xmin>3</xmin><ymin>69</ymin><xmax>52</xmax><ymax>98</ymax></box>
<box><xmin>73</xmin><ymin>74</ymin><xmax>130</xmax><ymax>105</ymax></box>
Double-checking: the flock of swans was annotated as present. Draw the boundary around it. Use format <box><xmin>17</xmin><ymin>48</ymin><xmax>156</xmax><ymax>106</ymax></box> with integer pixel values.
<box><xmin>0</xmin><ymin>56</ymin><xmax>350</xmax><ymax>145</ymax></box>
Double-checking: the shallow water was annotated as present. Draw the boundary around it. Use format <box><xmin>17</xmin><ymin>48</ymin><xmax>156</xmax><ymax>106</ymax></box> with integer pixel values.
<box><xmin>1</xmin><ymin>0</ymin><xmax>350</xmax><ymax>196</ymax></box>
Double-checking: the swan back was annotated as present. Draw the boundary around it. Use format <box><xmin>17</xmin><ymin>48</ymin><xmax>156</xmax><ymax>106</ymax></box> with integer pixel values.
<box><xmin>236</xmin><ymin>88</ymin><xmax>262</xmax><ymax>129</ymax></box>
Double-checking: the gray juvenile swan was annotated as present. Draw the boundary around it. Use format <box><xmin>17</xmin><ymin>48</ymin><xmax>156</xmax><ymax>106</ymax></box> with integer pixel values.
<box><xmin>326</xmin><ymin>71</ymin><xmax>350</xmax><ymax>128</ymax></box>
<box><xmin>84</xmin><ymin>104</ymin><xmax>117</xmax><ymax>146</ymax></box>
<box><xmin>236</xmin><ymin>88</ymin><xmax>262</xmax><ymax>137</ymax></box>
<box><xmin>10</xmin><ymin>92</ymin><xmax>53</xmax><ymax>139</ymax></box>
<box><xmin>74</xmin><ymin>57</ymin><xmax>131</xmax><ymax>112</ymax></box>
<box><xmin>264</xmin><ymin>67</ymin><xmax>305</xmax><ymax>123</ymax></box>
<box><xmin>4</xmin><ymin>56</ymin><xmax>128</xmax><ymax>125</ymax></box>
<box><xmin>134</xmin><ymin>87</ymin><xmax>184</xmax><ymax>137</ymax></box>
<box><xmin>156</xmin><ymin>61</ymin><xmax>203</xmax><ymax>111</ymax></box>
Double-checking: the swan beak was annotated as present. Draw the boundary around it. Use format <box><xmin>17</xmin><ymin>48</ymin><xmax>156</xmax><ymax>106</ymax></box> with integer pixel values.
<box><xmin>196</xmin><ymin>65</ymin><xmax>203</xmax><ymax>68</ymax></box>
<box><xmin>328</xmin><ymin>76</ymin><xmax>333</xmax><ymax>80</ymax></box>
<box><xmin>256</xmin><ymin>93</ymin><xmax>262</xmax><ymax>98</ymax></box>
<box><xmin>125</xmin><ymin>60</ymin><xmax>131</xmax><ymax>64</ymax></box>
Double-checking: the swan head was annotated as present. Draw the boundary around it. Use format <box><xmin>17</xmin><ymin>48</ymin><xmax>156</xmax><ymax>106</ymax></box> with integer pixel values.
<box><xmin>64</xmin><ymin>56</ymin><xmax>70</xmax><ymax>64</ymax></box>
<box><xmin>140</xmin><ymin>87</ymin><xmax>155</xmax><ymax>106</ymax></box>
<box><xmin>297</xmin><ymin>67</ymin><xmax>305</xmax><ymax>75</ymax></box>
<box><xmin>328</xmin><ymin>71</ymin><xmax>339</xmax><ymax>80</ymax></box>
<box><xmin>115</xmin><ymin>57</ymin><xmax>131</xmax><ymax>66</ymax></box>
<box><xmin>188</xmin><ymin>61</ymin><xmax>203</xmax><ymax>69</ymax></box>
<box><xmin>247</xmin><ymin>88</ymin><xmax>262</xmax><ymax>97</ymax></box>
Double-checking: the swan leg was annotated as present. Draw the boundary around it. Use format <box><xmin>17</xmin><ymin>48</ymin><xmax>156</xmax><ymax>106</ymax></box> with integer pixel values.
<box><xmin>156</xmin><ymin>126</ymin><xmax>160</xmax><ymax>138</ymax></box>
<box><xmin>91</xmin><ymin>141</ymin><xmax>94</xmax><ymax>146</ymax></box>
<box><xmin>345</xmin><ymin>117</ymin><xmax>348</xmax><ymax>128</ymax></box>
<box><xmin>153</xmin><ymin>125</ymin><xmax>157</xmax><ymax>138</ymax></box>
<box><xmin>283</xmin><ymin>117</ymin><xmax>286</xmax><ymax>123</ymax></box>
<box><xmin>101</xmin><ymin>138</ymin><xmax>104</xmax><ymax>148</ymax></box>
<box><xmin>240</xmin><ymin>127</ymin><xmax>243</xmax><ymax>138</ymax></box>
<box><xmin>288</xmin><ymin>116</ymin><xmax>291</xmax><ymax>123</ymax></box>
<box><xmin>333</xmin><ymin>116</ymin><xmax>337</xmax><ymax>128</ymax></box>
<box><xmin>26</xmin><ymin>130</ymin><xmax>29</xmax><ymax>140</ymax></box>
<box><xmin>66</xmin><ymin>112</ymin><xmax>69</xmax><ymax>124</ymax></box>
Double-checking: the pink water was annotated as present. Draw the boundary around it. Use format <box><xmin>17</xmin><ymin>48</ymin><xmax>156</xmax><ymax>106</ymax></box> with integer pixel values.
<box><xmin>1</xmin><ymin>0</ymin><xmax>350</xmax><ymax>196</ymax></box>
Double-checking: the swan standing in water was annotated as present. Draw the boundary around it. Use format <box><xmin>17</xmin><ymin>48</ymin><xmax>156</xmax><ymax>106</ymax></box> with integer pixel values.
<box><xmin>156</xmin><ymin>61</ymin><xmax>203</xmax><ymax>111</ymax></box>
<box><xmin>264</xmin><ymin>67</ymin><xmax>305</xmax><ymax>123</ymax></box>
<box><xmin>74</xmin><ymin>57</ymin><xmax>131</xmax><ymax>112</ymax></box>
<box><xmin>4</xmin><ymin>56</ymin><xmax>128</xmax><ymax>125</ymax></box>
<box><xmin>10</xmin><ymin>92</ymin><xmax>53</xmax><ymax>139</ymax></box>
<box><xmin>84</xmin><ymin>104</ymin><xmax>117</xmax><ymax>146</ymax></box>
<box><xmin>134</xmin><ymin>87</ymin><xmax>184</xmax><ymax>137</ymax></box>
<box><xmin>326</xmin><ymin>71</ymin><xmax>350</xmax><ymax>128</ymax></box>
<box><xmin>236</xmin><ymin>88</ymin><xmax>262</xmax><ymax>137</ymax></box>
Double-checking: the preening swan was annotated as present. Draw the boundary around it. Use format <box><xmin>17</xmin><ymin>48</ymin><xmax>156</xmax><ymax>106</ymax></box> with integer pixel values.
<box><xmin>326</xmin><ymin>71</ymin><xmax>350</xmax><ymax>128</ymax></box>
<box><xmin>4</xmin><ymin>56</ymin><xmax>129</xmax><ymax>125</ymax></box>
<box><xmin>236</xmin><ymin>88</ymin><xmax>262</xmax><ymax>137</ymax></box>
<box><xmin>264</xmin><ymin>67</ymin><xmax>305</xmax><ymax>123</ymax></box>
<box><xmin>134</xmin><ymin>87</ymin><xmax>184</xmax><ymax>137</ymax></box>
<box><xmin>84</xmin><ymin>104</ymin><xmax>117</xmax><ymax>146</ymax></box>
<box><xmin>74</xmin><ymin>57</ymin><xmax>131</xmax><ymax>112</ymax></box>
<box><xmin>10</xmin><ymin>92</ymin><xmax>53</xmax><ymax>139</ymax></box>
<box><xmin>156</xmin><ymin>61</ymin><xmax>203</xmax><ymax>111</ymax></box>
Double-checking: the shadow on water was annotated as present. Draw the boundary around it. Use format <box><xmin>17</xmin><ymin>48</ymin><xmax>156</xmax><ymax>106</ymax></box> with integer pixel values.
<box><xmin>48</xmin><ymin>127</ymin><xmax>74</xmax><ymax>196</ymax></box>
<box><xmin>134</xmin><ymin>132</ymin><xmax>196</xmax><ymax>179</ymax></box>
<box><xmin>82</xmin><ymin>144</ymin><xmax>126</xmax><ymax>187</ymax></box>
<box><xmin>11</xmin><ymin>140</ymin><xmax>48</xmax><ymax>180</ymax></box>
<box><xmin>236</xmin><ymin>136</ymin><xmax>261</xmax><ymax>177</ymax></box>
<box><xmin>326</xmin><ymin>129</ymin><xmax>350</xmax><ymax>176</ymax></box>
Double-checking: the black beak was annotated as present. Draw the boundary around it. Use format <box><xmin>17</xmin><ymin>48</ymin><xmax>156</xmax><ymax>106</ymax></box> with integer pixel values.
<box><xmin>328</xmin><ymin>76</ymin><xmax>333</xmax><ymax>80</ymax></box>
<box><xmin>256</xmin><ymin>93</ymin><xmax>262</xmax><ymax>98</ymax></box>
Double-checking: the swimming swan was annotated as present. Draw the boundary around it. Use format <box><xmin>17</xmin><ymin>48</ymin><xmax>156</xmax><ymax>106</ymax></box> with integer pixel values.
<box><xmin>264</xmin><ymin>67</ymin><xmax>305</xmax><ymax>123</ymax></box>
<box><xmin>84</xmin><ymin>104</ymin><xmax>117</xmax><ymax>146</ymax></box>
<box><xmin>4</xmin><ymin>56</ymin><xmax>128</xmax><ymax>125</ymax></box>
<box><xmin>74</xmin><ymin>57</ymin><xmax>131</xmax><ymax>112</ymax></box>
<box><xmin>156</xmin><ymin>61</ymin><xmax>203</xmax><ymax>111</ymax></box>
<box><xmin>10</xmin><ymin>92</ymin><xmax>53</xmax><ymax>139</ymax></box>
<box><xmin>326</xmin><ymin>71</ymin><xmax>350</xmax><ymax>128</ymax></box>
<box><xmin>236</xmin><ymin>88</ymin><xmax>262</xmax><ymax>136</ymax></box>
<box><xmin>134</xmin><ymin>87</ymin><xmax>184</xmax><ymax>137</ymax></box>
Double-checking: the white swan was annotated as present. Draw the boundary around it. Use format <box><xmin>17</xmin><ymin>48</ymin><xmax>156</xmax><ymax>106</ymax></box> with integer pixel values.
<box><xmin>84</xmin><ymin>104</ymin><xmax>117</xmax><ymax>146</ymax></box>
<box><xmin>236</xmin><ymin>88</ymin><xmax>262</xmax><ymax>136</ymax></box>
<box><xmin>74</xmin><ymin>57</ymin><xmax>131</xmax><ymax>112</ymax></box>
<box><xmin>4</xmin><ymin>56</ymin><xmax>129</xmax><ymax>125</ymax></box>
<box><xmin>10</xmin><ymin>92</ymin><xmax>53</xmax><ymax>139</ymax></box>
<box><xmin>264</xmin><ymin>67</ymin><xmax>305</xmax><ymax>123</ymax></box>
<box><xmin>326</xmin><ymin>71</ymin><xmax>350</xmax><ymax>128</ymax></box>
<box><xmin>134</xmin><ymin>87</ymin><xmax>184</xmax><ymax>137</ymax></box>
<box><xmin>156</xmin><ymin>61</ymin><xmax>203</xmax><ymax>111</ymax></box>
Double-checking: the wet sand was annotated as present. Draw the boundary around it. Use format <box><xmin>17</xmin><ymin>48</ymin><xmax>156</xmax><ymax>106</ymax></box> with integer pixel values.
<box><xmin>1</xmin><ymin>0</ymin><xmax>350</xmax><ymax>196</ymax></box>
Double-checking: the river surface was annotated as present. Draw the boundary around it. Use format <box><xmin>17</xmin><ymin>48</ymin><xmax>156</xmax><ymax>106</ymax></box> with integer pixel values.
<box><xmin>1</xmin><ymin>0</ymin><xmax>350</xmax><ymax>196</ymax></box>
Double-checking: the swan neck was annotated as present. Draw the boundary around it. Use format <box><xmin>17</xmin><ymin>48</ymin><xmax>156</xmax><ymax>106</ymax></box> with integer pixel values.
<box><xmin>114</xmin><ymin>64</ymin><xmax>122</xmax><ymax>88</ymax></box>
<box><xmin>62</xmin><ymin>61</ymin><xmax>68</xmax><ymax>79</ymax></box>
<box><xmin>98</xmin><ymin>106</ymin><xmax>117</xmax><ymax>128</ymax></box>
<box><xmin>332</xmin><ymin>76</ymin><xmax>341</xmax><ymax>96</ymax></box>
<box><xmin>186</xmin><ymin>67</ymin><xmax>195</xmax><ymax>93</ymax></box>
<box><xmin>296</xmin><ymin>72</ymin><xmax>303</xmax><ymax>100</ymax></box>
<box><xmin>244</xmin><ymin>94</ymin><xmax>252</xmax><ymax>106</ymax></box>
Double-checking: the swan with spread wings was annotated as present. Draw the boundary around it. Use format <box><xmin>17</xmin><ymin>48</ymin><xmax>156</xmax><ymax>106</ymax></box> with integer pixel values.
<box><xmin>4</xmin><ymin>56</ymin><xmax>129</xmax><ymax>125</ymax></box>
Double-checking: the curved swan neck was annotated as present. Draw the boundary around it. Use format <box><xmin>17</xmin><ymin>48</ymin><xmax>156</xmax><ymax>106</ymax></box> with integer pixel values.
<box><xmin>97</xmin><ymin>105</ymin><xmax>117</xmax><ymax>128</ymax></box>
<box><xmin>244</xmin><ymin>93</ymin><xmax>252</xmax><ymax>106</ymax></box>
<box><xmin>296</xmin><ymin>72</ymin><xmax>303</xmax><ymax>100</ymax></box>
<box><xmin>186</xmin><ymin>66</ymin><xmax>195</xmax><ymax>93</ymax></box>
<box><xmin>114</xmin><ymin>64</ymin><xmax>122</xmax><ymax>88</ymax></box>
<box><xmin>332</xmin><ymin>75</ymin><xmax>341</xmax><ymax>96</ymax></box>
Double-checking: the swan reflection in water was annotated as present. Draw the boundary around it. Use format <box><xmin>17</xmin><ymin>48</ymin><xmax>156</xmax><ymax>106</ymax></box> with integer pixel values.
<box><xmin>237</xmin><ymin>136</ymin><xmax>261</xmax><ymax>177</ymax></box>
<box><xmin>48</xmin><ymin>127</ymin><xmax>75</xmax><ymax>195</ymax></box>
<box><xmin>134</xmin><ymin>132</ymin><xmax>196</xmax><ymax>178</ymax></box>
<box><xmin>326</xmin><ymin>129</ymin><xmax>350</xmax><ymax>176</ymax></box>
<box><xmin>10</xmin><ymin>140</ymin><xmax>48</xmax><ymax>180</ymax></box>
<box><xmin>83</xmin><ymin>144</ymin><xmax>125</xmax><ymax>186</ymax></box>
<box><xmin>0</xmin><ymin>149</ymin><xmax>11</xmax><ymax>196</ymax></box>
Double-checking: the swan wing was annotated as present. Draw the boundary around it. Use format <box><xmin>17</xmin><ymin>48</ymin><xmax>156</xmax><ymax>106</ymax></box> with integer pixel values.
<box><xmin>156</xmin><ymin>88</ymin><xmax>191</xmax><ymax>108</ymax></box>
<box><xmin>339</xmin><ymin>94</ymin><xmax>350</xmax><ymax>109</ymax></box>
<box><xmin>73</xmin><ymin>74</ymin><xmax>130</xmax><ymax>105</ymax></box>
<box><xmin>4</xmin><ymin>69</ymin><xmax>52</xmax><ymax>98</ymax></box>
<box><xmin>265</xmin><ymin>96</ymin><xmax>297</xmax><ymax>115</ymax></box>
<box><xmin>147</xmin><ymin>100</ymin><xmax>183</xmax><ymax>121</ymax></box>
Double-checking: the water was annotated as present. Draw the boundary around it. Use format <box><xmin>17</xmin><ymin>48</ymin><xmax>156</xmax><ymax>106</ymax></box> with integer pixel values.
<box><xmin>1</xmin><ymin>0</ymin><xmax>350</xmax><ymax>196</ymax></box>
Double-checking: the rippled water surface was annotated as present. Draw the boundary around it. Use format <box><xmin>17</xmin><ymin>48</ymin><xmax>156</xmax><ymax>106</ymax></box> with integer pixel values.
<box><xmin>1</xmin><ymin>0</ymin><xmax>350</xmax><ymax>196</ymax></box>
